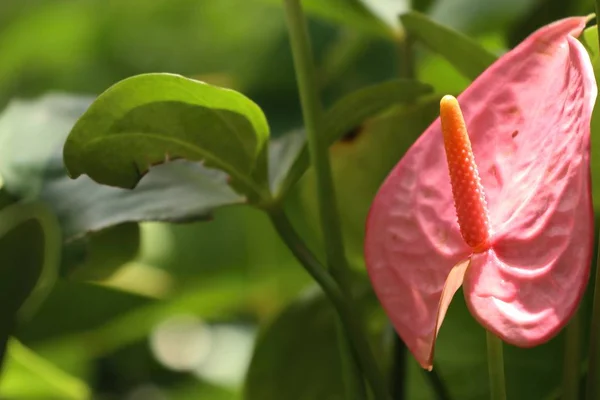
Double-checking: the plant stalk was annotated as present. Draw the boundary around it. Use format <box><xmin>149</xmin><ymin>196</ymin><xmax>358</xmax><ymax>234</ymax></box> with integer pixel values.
<box><xmin>587</xmin><ymin>7</ymin><xmax>600</xmax><ymax>399</ymax></box>
<box><xmin>586</xmin><ymin>232</ymin><xmax>600</xmax><ymax>400</ymax></box>
<box><xmin>486</xmin><ymin>331</ymin><xmax>506</xmax><ymax>400</ymax></box>
<box><xmin>269</xmin><ymin>210</ymin><xmax>390</xmax><ymax>400</ymax></box>
<box><xmin>563</xmin><ymin>310</ymin><xmax>581</xmax><ymax>400</ymax></box>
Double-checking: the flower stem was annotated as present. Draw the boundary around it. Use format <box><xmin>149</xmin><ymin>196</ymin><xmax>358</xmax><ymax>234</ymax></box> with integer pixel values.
<box><xmin>563</xmin><ymin>310</ymin><xmax>581</xmax><ymax>400</ymax></box>
<box><xmin>587</xmin><ymin>9</ymin><xmax>600</xmax><ymax>399</ymax></box>
<box><xmin>269</xmin><ymin>210</ymin><xmax>390</xmax><ymax>399</ymax></box>
<box><xmin>586</xmin><ymin>233</ymin><xmax>600</xmax><ymax>400</ymax></box>
<box><xmin>486</xmin><ymin>331</ymin><xmax>506</xmax><ymax>400</ymax></box>
<box><xmin>390</xmin><ymin>332</ymin><xmax>407</xmax><ymax>400</ymax></box>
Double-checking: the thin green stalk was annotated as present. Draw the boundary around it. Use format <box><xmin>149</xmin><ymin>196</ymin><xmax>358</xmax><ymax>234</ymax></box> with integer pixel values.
<box><xmin>586</xmin><ymin>232</ymin><xmax>600</xmax><ymax>400</ymax></box>
<box><xmin>337</xmin><ymin>320</ymin><xmax>368</xmax><ymax>400</ymax></box>
<box><xmin>282</xmin><ymin>0</ymin><xmax>389</xmax><ymax>398</ymax></box>
<box><xmin>486</xmin><ymin>331</ymin><xmax>506</xmax><ymax>400</ymax></box>
<box><xmin>269</xmin><ymin>210</ymin><xmax>390</xmax><ymax>400</ymax></box>
<box><xmin>282</xmin><ymin>0</ymin><xmax>350</xmax><ymax>290</ymax></box>
<box><xmin>422</xmin><ymin>369</ymin><xmax>452</xmax><ymax>400</ymax></box>
<box><xmin>563</xmin><ymin>310</ymin><xmax>582</xmax><ymax>400</ymax></box>
<box><xmin>587</xmin><ymin>9</ymin><xmax>600</xmax><ymax>399</ymax></box>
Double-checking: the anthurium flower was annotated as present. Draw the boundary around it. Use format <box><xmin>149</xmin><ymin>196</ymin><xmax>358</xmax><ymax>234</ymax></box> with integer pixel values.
<box><xmin>364</xmin><ymin>17</ymin><xmax>597</xmax><ymax>370</ymax></box>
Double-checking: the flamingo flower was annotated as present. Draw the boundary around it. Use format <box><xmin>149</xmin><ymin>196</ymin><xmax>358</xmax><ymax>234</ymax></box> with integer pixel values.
<box><xmin>364</xmin><ymin>17</ymin><xmax>597</xmax><ymax>370</ymax></box>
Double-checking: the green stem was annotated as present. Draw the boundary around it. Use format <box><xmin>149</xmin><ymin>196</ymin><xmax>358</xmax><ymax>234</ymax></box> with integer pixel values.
<box><xmin>282</xmin><ymin>0</ymin><xmax>387</xmax><ymax>398</ymax></box>
<box><xmin>587</xmin><ymin>9</ymin><xmax>600</xmax><ymax>399</ymax></box>
<box><xmin>486</xmin><ymin>331</ymin><xmax>506</xmax><ymax>400</ymax></box>
<box><xmin>422</xmin><ymin>369</ymin><xmax>452</xmax><ymax>400</ymax></box>
<box><xmin>586</xmin><ymin>233</ymin><xmax>600</xmax><ymax>400</ymax></box>
<box><xmin>337</xmin><ymin>319</ymin><xmax>368</xmax><ymax>400</ymax></box>
<box><xmin>269</xmin><ymin>210</ymin><xmax>390</xmax><ymax>400</ymax></box>
<box><xmin>282</xmin><ymin>0</ymin><xmax>350</xmax><ymax>289</ymax></box>
<box><xmin>563</xmin><ymin>310</ymin><xmax>582</xmax><ymax>400</ymax></box>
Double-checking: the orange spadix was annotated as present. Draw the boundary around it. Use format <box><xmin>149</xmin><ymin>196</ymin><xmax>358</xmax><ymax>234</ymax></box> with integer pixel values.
<box><xmin>440</xmin><ymin>95</ymin><xmax>490</xmax><ymax>252</ymax></box>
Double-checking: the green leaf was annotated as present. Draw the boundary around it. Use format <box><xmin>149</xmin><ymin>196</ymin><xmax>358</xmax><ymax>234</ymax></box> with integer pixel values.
<box><xmin>276</xmin><ymin>79</ymin><xmax>433</xmax><ymax>197</ymax></box>
<box><xmin>63</xmin><ymin>223</ymin><xmax>140</xmax><ymax>281</ymax></box>
<box><xmin>63</xmin><ymin>73</ymin><xmax>271</xmax><ymax>201</ymax></box>
<box><xmin>258</xmin><ymin>0</ymin><xmax>392</xmax><ymax>38</ymax></box>
<box><xmin>0</xmin><ymin>340</ymin><xmax>90</xmax><ymax>400</ymax></box>
<box><xmin>0</xmin><ymin>95</ymin><xmax>244</xmax><ymax>241</ymax></box>
<box><xmin>244</xmin><ymin>289</ymin><xmax>346</xmax><ymax>400</ymax></box>
<box><xmin>401</xmin><ymin>11</ymin><xmax>497</xmax><ymax>81</ymax></box>
<box><xmin>426</xmin><ymin>0</ymin><xmax>538</xmax><ymax>35</ymax></box>
<box><xmin>17</xmin><ymin>281</ymin><xmax>153</xmax><ymax>344</ymax></box>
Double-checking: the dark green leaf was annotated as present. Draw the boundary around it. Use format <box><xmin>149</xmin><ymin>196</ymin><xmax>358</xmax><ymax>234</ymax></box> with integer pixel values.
<box><xmin>401</xmin><ymin>11</ymin><xmax>497</xmax><ymax>81</ymax></box>
<box><xmin>17</xmin><ymin>281</ymin><xmax>153</xmax><ymax>344</ymax></box>
<box><xmin>426</xmin><ymin>0</ymin><xmax>538</xmax><ymax>35</ymax></box>
<box><xmin>63</xmin><ymin>73</ymin><xmax>271</xmax><ymax>200</ymax></box>
<box><xmin>244</xmin><ymin>290</ymin><xmax>345</xmax><ymax>400</ymax></box>
<box><xmin>0</xmin><ymin>202</ymin><xmax>62</xmax><ymax>368</ymax></box>
<box><xmin>0</xmin><ymin>95</ymin><xmax>244</xmax><ymax>241</ymax></box>
<box><xmin>276</xmin><ymin>79</ymin><xmax>433</xmax><ymax>197</ymax></box>
<box><xmin>63</xmin><ymin>223</ymin><xmax>140</xmax><ymax>281</ymax></box>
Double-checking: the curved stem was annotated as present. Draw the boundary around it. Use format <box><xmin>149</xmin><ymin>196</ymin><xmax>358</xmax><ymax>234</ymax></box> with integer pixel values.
<box><xmin>486</xmin><ymin>331</ymin><xmax>506</xmax><ymax>400</ymax></box>
<box><xmin>269</xmin><ymin>210</ymin><xmax>390</xmax><ymax>400</ymax></box>
<box><xmin>0</xmin><ymin>202</ymin><xmax>62</xmax><ymax>321</ymax></box>
<box><xmin>563</xmin><ymin>310</ymin><xmax>581</xmax><ymax>400</ymax></box>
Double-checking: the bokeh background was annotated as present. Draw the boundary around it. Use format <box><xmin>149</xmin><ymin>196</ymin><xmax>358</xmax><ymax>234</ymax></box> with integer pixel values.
<box><xmin>0</xmin><ymin>0</ymin><xmax>596</xmax><ymax>399</ymax></box>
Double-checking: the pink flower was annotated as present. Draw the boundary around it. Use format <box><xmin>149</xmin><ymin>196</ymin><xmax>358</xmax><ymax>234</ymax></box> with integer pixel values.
<box><xmin>364</xmin><ymin>17</ymin><xmax>597</xmax><ymax>370</ymax></box>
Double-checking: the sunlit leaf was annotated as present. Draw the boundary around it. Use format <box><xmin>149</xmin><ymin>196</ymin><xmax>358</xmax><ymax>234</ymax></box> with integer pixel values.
<box><xmin>0</xmin><ymin>95</ymin><xmax>244</xmax><ymax>241</ymax></box>
<box><xmin>0</xmin><ymin>340</ymin><xmax>90</xmax><ymax>400</ymax></box>
<box><xmin>401</xmin><ymin>11</ymin><xmax>497</xmax><ymax>81</ymax></box>
<box><xmin>64</xmin><ymin>73</ymin><xmax>271</xmax><ymax>201</ymax></box>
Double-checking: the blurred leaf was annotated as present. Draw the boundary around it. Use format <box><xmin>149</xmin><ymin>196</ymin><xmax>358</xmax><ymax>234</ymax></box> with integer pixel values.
<box><xmin>401</xmin><ymin>12</ymin><xmax>497</xmax><ymax>81</ymax></box>
<box><xmin>0</xmin><ymin>94</ymin><xmax>243</xmax><ymax>241</ymax></box>
<box><xmin>244</xmin><ymin>290</ymin><xmax>345</xmax><ymax>400</ymax></box>
<box><xmin>285</xmin><ymin>97</ymin><xmax>439</xmax><ymax>268</ymax></box>
<box><xmin>277</xmin><ymin>79</ymin><xmax>433</xmax><ymax>197</ymax></box>
<box><xmin>17</xmin><ymin>281</ymin><xmax>153</xmax><ymax>344</ymax></box>
<box><xmin>0</xmin><ymin>339</ymin><xmax>90</xmax><ymax>399</ymax></box>
<box><xmin>64</xmin><ymin>223</ymin><xmax>140</xmax><ymax>281</ymax></box>
<box><xmin>427</xmin><ymin>0</ymin><xmax>538</xmax><ymax>35</ymax></box>
<box><xmin>63</xmin><ymin>73</ymin><xmax>271</xmax><ymax>201</ymax></box>
<box><xmin>0</xmin><ymin>2</ymin><xmax>96</xmax><ymax>103</ymax></box>
<box><xmin>259</xmin><ymin>0</ymin><xmax>392</xmax><ymax>38</ymax></box>
<box><xmin>0</xmin><ymin>203</ymin><xmax>63</xmax><ymax>327</ymax></box>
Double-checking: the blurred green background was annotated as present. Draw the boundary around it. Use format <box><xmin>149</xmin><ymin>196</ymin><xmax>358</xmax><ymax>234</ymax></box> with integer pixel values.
<box><xmin>0</xmin><ymin>0</ymin><xmax>596</xmax><ymax>399</ymax></box>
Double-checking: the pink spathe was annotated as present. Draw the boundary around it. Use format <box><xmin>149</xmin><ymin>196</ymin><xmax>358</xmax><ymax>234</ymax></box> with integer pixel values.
<box><xmin>364</xmin><ymin>17</ymin><xmax>597</xmax><ymax>370</ymax></box>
